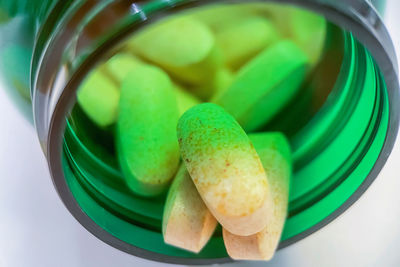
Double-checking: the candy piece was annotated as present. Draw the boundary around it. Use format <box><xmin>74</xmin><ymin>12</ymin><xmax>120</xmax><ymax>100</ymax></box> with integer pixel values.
<box><xmin>77</xmin><ymin>54</ymin><xmax>141</xmax><ymax>126</ymax></box>
<box><xmin>173</xmin><ymin>85</ymin><xmax>201</xmax><ymax>116</ymax></box>
<box><xmin>129</xmin><ymin>16</ymin><xmax>214</xmax><ymax>67</ymax></box>
<box><xmin>215</xmin><ymin>68</ymin><xmax>234</xmax><ymax>93</ymax></box>
<box><xmin>191</xmin><ymin>4</ymin><xmax>253</xmax><ymax>32</ymax></box>
<box><xmin>214</xmin><ymin>40</ymin><xmax>309</xmax><ymax>132</ymax></box>
<box><xmin>129</xmin><ymin>16</ymin><xmax>220</xmax><ymax>91</ymax></box>
<box><xmin>105</xmin><ymin>53</ymin><xmax>142</xmax><ymax>83</ymax></box>
<box><xmin>163</xmin><ymin>164</ymin><xmax>218</xmax><ymax>252</ymax></box>
<box><xmin>77</xmin><ymin>67</ymin><xmax>119</xmax><ymax>127</ymax></box>
<box><xmin>223</xmin><ymin>132</ymin><xmax>291</xmax><ymax>261</ymax></box>
<box><xmin>169</xmin><ymin>46</ymin><xmax>222</xmax><ymax>96</ymax></box>
<box><xmin>254</xmin><ymin>4</ymin><xmax>326</xmax><ymax>64</ymax></box>
<box><xmin>289</xmin><ymin>8</ymin><xmax>326</xmax><ymax>64</ymax></box>
<box><xmin>192</xmin><ymin>66</ymin><xmax>234</xmax><ymax>102</ymax></box>
<box><xmin>177</xmin><ymin>103</ymin><xmax>272</xmax><ymax>236</ymax></box>
<box><xmin>252</xmin><ymin>3</ymin><xmax>294</xmax><ymax>38</ymax></box>
<box><xmin>161</xmin><ymin>46</ymin><xmax>222</xmax><ymax>100</ymax></box>
<box><xmin>216</xmin><ymin>17</ymin><xmax>279</xmax><ymax>69</ymax></box>
<box><xmin>117</xmin><ymin>64</ymin><xmax>180</xmax><ymax>196</ymax></box>
<box><xmin>210</xmin><ymin>68</ymin><xmax>235</xmax><ymax>101</ymax></box>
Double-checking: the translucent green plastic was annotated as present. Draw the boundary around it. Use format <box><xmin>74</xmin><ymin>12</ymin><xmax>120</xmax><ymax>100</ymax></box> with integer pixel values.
<box><xmin>0</xmin><ymin>0</ymin><xmax>391</xmax><ymax>262</ymax></box>
<box><xmin>63</xmin><ymin>34</ymin><xmax>388</xmax><ymax>267</ymax></box>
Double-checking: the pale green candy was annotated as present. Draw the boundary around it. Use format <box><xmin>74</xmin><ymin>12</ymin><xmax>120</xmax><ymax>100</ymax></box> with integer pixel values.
<box><xmin>177</xmin><ymin>103</ymin><xmax>272</xmax><ymax>236</ymax></box>
<box><xmin>167</xmin><ymin>46</ymin><xmax>222</xmax><ymax>92</ymax></box>
<box><xmin>253</xmin><ymin>4</ymin><xmax>326</xmax><ymax>64</ymax></box>
<box><xmin>129</xmin><ymin>16</ymin><xmax>215</xmax><ymax>67</ymax></box>
<box><xmin>215</xmin><ymin>68</ymin><xmax>234</xmax><ymax>92</ymax></box>
<box><xmin>77</xmin><ymin>54</ymin><xmax>140</xmax><ymax>127</ymax></box>
<box><xmin>162</xmin><ymin>164</ymin><xmax>217</xmax><ymax>253</ymax></box>
<box><xmin>173</xmin><ymin>85</ymin><xmax>200</xmax><ymax>116</ymax></box>
<box><xmin>191</xmin><ymin>66</ymin><xmax>234</xmax><ymax>102</ymax></box>
<box><xmin>289</xmin><ymin>8</ymin><xmax>326</xmax><ymax>64</ymax></box>
<box><xmin>216</xmin><ymin>17</ymin><xmax>279</xmax><ymax>69</ymax></box>
<box><xmin>210</xmin><ymin>68</ymin><xmax>235</xmax><ymax>101</ymax></box>
<box><xmin>214</xmin><ymin>40</ymin><xmax>309</xmax><ymax>132</ymax></box>
<box><xmin>251</xmin><ymin>3</ymin><xmax>294</xmax><ymax>38</ymax></box>
<box><xmin>223</xmin><ymin>132</ymin><xmax>291</xmax><ymax>260</ymax></box>
<box><xmin>191</xmin><ymin>5</ymin><xmax>253</xmax><ymax>32</ymax></box>
<box><xmin>105</xmin><ymin>53</ymin><xmax>142</xmax><ymax>83</ymax></box>
<box><xmin>250</xmin><ymin>132</ymin><xmax>291</xmax><ymax>185</ymax></box>
<box><xmin>129</xmin><ymin>16</ymin><xmax>220</xmax><ymax>89</ymax></box>
<box><xmin>251</xmin><ymin>133</ymin><xmax>291</xmax><ymax>228</ymax></box>
<box><xmin>117</xmin><ymin>64</ymin><xmax>180</xmax><ymax>197</ymax></box>
<box><xmin>77</xmin><ymin>68</ymin><xmax>119</xmax><ymax>127</ymax></box>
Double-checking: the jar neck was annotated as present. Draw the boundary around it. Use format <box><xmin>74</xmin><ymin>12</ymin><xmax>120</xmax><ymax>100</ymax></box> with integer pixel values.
<box><xmin>32</xmin><ymin>0</ymin><xmax>136</xmax><ymax>152</ymax></box>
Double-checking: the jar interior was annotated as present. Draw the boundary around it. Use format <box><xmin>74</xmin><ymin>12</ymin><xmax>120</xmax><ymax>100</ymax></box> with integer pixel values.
<box><xmin>61</xmin><ymin>2</ymin><xmax>389</xmax><ymax>260</ymax></box>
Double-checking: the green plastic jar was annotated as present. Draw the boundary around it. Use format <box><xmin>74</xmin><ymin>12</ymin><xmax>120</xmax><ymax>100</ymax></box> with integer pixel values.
<box><xmin>0</xmin><ymin>0</ymin><xmax>398</xmax><ymax>264</ymax></box>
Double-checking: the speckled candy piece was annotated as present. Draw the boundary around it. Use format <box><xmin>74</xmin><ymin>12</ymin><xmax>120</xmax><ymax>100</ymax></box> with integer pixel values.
<box><xmin>77</xmin><ymin>67</ymin><xmax>119</xmax><ymax>127</ymax></box>
<box><xmin>163</xmin><ymin>164</ymin><xmax>217</xmax><ymax>253</ymax></box>
<box><xmin>177</xmin><ymin>103</ymin><xmax>272</xmax><ymax>236</ymax></box>
<box><xmin>117</xmin><ymin>64</ymin><xmax>180</xmax><ymax>196</ymax></box>
<box><xmin>223</xmin><ymin>132</ymin><xmax>291</xmax><ymax>261</ymax></box>
<box><xmin>214</xmin><ymin>40</ymin><xmax>309</xmax><ymax>132</ymax></box>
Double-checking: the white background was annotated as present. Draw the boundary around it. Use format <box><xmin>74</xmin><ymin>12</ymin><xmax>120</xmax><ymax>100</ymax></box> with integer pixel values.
<box><xmin>1</xmin><ymin>1</ymin><xmax>400</xmax><ymax>267</ymax></box>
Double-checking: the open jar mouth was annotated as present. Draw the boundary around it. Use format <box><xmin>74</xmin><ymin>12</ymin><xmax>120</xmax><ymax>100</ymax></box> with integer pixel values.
<box><xmin>32</xmin><ymin>0</ymin><xmax>399</xmax><ymax>264</ymax></box>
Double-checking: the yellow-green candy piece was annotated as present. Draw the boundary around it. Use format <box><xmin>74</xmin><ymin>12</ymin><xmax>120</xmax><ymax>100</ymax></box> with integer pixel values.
<box><xmin>105</xmin><ymin>53</ymin><xmax>142</xmax><ymax>83</ymax></box>
<box><xmin>163</xmin><ymin>164</ymin><xmax>217</xmax><ymax>253</ymax></box>
<box><xmin>216</xmin><ymin>17</ymin><xmax>279</xmax><ymax>69</ymax></box>
<box><xmin>173</xmin><ymin>85</ymin><xmax>201</xmax><ymax>116</ymax></box>
<box><xmin>129</xmin><ymin>16</ymin><xmax>214</xmax><ymax>67</ymax></box>
<box><xmin>252</xmin><ymin>3</ymin><xmax>294</xmax><ymax>38</ymax></box>
<box><xmin>191</xmin><ymin>66</ymin><xmax>235</xmax><ymax>102</ymax></box>
<box><xmin>177</xmin><ymin>103</ymin><xmax>272</xmax><ymax>236</ymax></box>
<box><xmin>223</xmin><ymin>132</ymin><xmax>291</xmax><ymax>261</ymax></box>
<box><xmin>214</xmin><ymin>40</ymin><xmax>309</xmax><ymax>132</ymax></box>
<box><xmin>210</xmin><ymin>68</ymin><xmax>235</xmax><ymax>101</ymax></box>
<box><xmin>289</xmin><ymin>8</ymin><xmax>326</xmax><ymax>64</ymax></box>
<box><xmin>191</xmin><ymin>5</ymin><xmax>253</xmax><ymax>32</ymax></box>
<box><xmin>117</xmin><ymin>64</ymin><xmax>180</xmax><ymax>196</ymax></box>
<box><xmin>77</xmin><ymin>54</ymin><xmax>141</xmax><ymax>127</ymax></box>
<box><xmin>169</xmin><ymin>46</ymin><xmax>221</xmax><ymax>91</ymax></box>
<box><xmin>77</xmin><ymin>67</ymin><xmax>119</xmax><ymax>127</ymax></box>
<box><xmin>253</xmin><ymin>4</ymin><xmax>326</xmax><ymax>64</ymax></box>
<box><xmin>129</xmin><ymin>16</ymin><xmax>220</xmax><ymax>89</ymax></box>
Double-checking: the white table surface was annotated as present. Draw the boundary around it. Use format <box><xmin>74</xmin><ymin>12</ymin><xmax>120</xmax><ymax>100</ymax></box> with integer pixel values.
<box><xmin>1</xmin><ymin>1</ymin><xmax>400</xmax><ymax>267</ymax></box>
